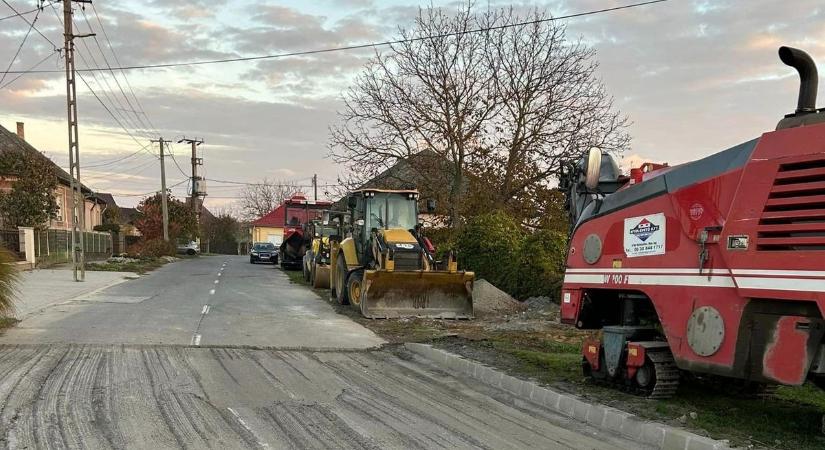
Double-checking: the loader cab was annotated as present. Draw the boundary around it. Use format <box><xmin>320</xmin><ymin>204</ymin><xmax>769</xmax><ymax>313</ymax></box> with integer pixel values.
<box><xmin>347</xmin><ymin>189</ymin><xmax>421</xmax><ymax>265</ymax></box>
<box><xmin>560</xmin><ymin>148</ymin><xmax>623</xmax><ymax>230</ymax></box>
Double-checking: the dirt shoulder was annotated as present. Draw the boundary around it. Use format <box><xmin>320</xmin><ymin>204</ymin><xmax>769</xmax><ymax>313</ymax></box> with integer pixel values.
<box><xmin>286</xmin><ymin>269</ymin><xmax>825</xmax><ymax>450</ymax></box>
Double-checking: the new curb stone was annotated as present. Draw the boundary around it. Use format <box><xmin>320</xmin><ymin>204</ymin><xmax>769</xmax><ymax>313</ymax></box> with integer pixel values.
<box><xmin>405</xmin><ymin>343</ymin><xmax>731</xmax><ymax>450</ymax></box>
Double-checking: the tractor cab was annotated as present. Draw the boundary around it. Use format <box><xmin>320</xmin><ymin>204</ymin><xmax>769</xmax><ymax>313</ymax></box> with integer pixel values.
<box><xmin>347</xmin><ymin>189</ymin><xmax>422</xmax><ymax>269</ymax></box>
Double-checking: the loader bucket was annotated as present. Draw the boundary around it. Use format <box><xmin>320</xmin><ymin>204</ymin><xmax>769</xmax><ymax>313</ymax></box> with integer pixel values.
<box><xmin>313</xmin><ymin>264</ymin><xmax>330</xmax><ymax>289</ymax></box>
<box><xmin>360</xmin><ymin>270</ymin><xmax>474</xmax><ymax>319</ymax></box>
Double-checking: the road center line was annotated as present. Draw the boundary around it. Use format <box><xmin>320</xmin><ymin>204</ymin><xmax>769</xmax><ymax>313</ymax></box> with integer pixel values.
<box><xmin>214</xmin><ymin>280</ymin><xmax>220</xmax><ymax>284</ymax></box>
<box><xmin>209</xmin><ymin>289</ymin><xmax>215</xmax><ymax>295</ymax></box>
<box><xmin>201</xmin><ymin>305</ymin><xmax>209</xmax><ymax>314</ymax></box>
<box><xmin>217</xmin><ymin>273</ymin><xmax>222</xmax><ymax>277</ymax></box>
<box><xmin>191</xmin><ymin>334</ymin><xmax>201</xmax><ymax>346</ymax></box>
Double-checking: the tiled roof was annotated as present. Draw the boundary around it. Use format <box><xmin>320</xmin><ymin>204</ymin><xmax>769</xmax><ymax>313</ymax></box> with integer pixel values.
<box><xmin>0</xmin><ymin>123</ymin><xmax>95</xmax><ymax>194</ymax></box>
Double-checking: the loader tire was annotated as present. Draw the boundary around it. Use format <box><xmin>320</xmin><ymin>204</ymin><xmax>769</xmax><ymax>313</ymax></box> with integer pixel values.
<box><xmin>347</xmin><ymin>270</ymin><xmax>364</xmax><ymax>312</ymax></box>
<box><xmin>335</xmin><ymin>256</ymin><xmax>349</xmax><ymax>305</ymax></box>
<box><xmin>303</xmin><ymin>260</ymin><xmax>310</xmax><ymax>282</ymax></box>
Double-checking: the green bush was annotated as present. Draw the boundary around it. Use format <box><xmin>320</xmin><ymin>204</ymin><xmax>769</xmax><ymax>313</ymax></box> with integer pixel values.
<box><xmin>455</xmin><ymin>210</ymin><xmax>523</xmax><ymax>295</ymax></box>
<box><xmin>454</xmin><ymin>210</ymin><xmax>566</xmax><ymax>301</ymax></box>
<box><xmin>516</xmin><ymin>228</ymin><xmax>567</xmax><ymax>300</ymax></box>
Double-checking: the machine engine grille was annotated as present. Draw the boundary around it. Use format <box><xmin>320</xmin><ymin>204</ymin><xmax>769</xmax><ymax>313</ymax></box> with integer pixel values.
<box><xmin>393</xmin><ymin>249</ymin><xmax>423</xmax><ymax>271</ymax></box>
<box><xmin>758</xmin><ymin>158</ymin><xmax>825</xmax><ymax>251</ymax></box>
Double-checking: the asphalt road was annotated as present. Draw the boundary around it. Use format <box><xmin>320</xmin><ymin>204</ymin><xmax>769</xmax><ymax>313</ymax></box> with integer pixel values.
<box><xmin>0</xmin><ymin>256</ymin><xmax>650</xmax><ymax>449</ymax></box>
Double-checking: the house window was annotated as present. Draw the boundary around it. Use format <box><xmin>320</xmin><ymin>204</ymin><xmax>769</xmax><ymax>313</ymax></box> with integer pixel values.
<box><xmin>55</xmin><ymin>194</ymin><xmax>63</xmax><ymax>222</ymax></box>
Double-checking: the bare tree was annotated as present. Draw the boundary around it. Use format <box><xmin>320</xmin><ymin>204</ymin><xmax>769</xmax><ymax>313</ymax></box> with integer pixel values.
<box><xmin>237</xmin><ymin>179</ymin><xmax>298</xmax><ymax>221</ymax></box>
<box><xmin>330</xmin><ymin>3</ymin><xmax>629</xmax><ymax>225</ymax></box>
<box><xmin>477</xmin><ymin>7</ymin><xmax>629</xmax><ymax>218</ymax></box>
<box><xmin>330</xmin><ymin>3</ymin><xmax>496</xmax><ymax>225</ymax></box>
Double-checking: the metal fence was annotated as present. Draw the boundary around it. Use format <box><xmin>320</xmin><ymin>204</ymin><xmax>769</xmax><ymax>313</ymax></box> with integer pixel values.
<box><xmin>0</xmin><ymin>230</ymin><xmax>22</xmax><ymax>260</ymax></box>
<box><xmin>33</xmin><ymin>229</ymin><xmax>112</xmax><ymax>264</ymax></box>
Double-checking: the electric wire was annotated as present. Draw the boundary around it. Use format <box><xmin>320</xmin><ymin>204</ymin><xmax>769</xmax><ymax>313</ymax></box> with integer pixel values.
<box><xmin>0</xmin><ymin>0</ymin><xmax>58</xmax><ymax>51</ymax></box>
<box><xmin>0</xmin><ymin>46</ymin><xmax>57</xmax><ymax>90</ymax></box>
<box><xmin>89</xmin><ymin>2</ymin><xmax>160</xmax><ymax>136</ymax></box>
<box><xmin>0</xmin><ymin>0</ymin><xmax>58</xmax><ymax>22</ymax></box>
<box><xmin>1</xmin><ymin>0</ymin><xmax>669</xmax><ymax>74</ymax></box>
<box><xmin>0</xmin><ymin>5</ymin><xmax>41</xmax><ymax>86</ymax></box>
<box><xmin>80</xmin><ymin>6</ymin><xmax>158</xmax><ymax>138</ymax></box>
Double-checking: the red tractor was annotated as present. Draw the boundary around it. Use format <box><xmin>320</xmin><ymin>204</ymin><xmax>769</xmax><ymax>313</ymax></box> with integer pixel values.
<box><xmin>560</xmin><ymin>46</ymin><xmax>825</xmax><ymax>398</ymax></box>
<box><xmin>278</xmin><ymin>194</ymin><xmax>333</xmax><ymax>270</ymax></box>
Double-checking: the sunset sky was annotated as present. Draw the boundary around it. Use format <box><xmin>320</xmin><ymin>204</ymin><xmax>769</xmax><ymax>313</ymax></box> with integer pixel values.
<box><xmin>0</xmin><ymin>0</ymin><xmax>823</xmax><ymax>211</ymax></box>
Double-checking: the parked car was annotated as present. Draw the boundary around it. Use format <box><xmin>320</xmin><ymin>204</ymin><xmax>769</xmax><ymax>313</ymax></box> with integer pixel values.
<box><xmin>250</xmin><ymin>242</ymin><xmax>277</xmax><ymax>264</ymax></box>
<box><xmin>177</xmin><ymin>240</ymin><xmax>200</xmax><ymax>256</ymax></box>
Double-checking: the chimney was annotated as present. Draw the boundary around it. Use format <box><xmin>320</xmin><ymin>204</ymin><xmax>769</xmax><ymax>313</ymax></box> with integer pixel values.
<box><xmin>15</xmin><ymin>122</ymin><xmax>24</xmax><ymax>141</ymax></box>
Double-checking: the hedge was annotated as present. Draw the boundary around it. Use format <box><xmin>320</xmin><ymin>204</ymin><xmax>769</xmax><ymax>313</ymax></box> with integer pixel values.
<box><xmin>434</xmin><ymin>210</ymin><xmax>566</xmax><ymax>302</ymax></box>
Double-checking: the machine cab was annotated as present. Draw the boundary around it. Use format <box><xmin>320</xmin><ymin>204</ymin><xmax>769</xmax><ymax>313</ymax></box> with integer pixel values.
<box><xmin>560</xmin><ymin>148</ymin><xmax>624</xmax><ymax>229</ymax></box>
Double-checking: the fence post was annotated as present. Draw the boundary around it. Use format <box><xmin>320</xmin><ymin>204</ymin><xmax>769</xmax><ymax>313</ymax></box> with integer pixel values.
<box><xmin>18</xmin><ymin>227</ymin><xmax>35</xmax><ymax>265</ymax></box>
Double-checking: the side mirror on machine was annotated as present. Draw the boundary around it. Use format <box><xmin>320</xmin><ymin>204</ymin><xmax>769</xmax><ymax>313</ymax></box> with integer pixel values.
<box><xmin>584</xmin><ymin>147</ymin><xmax>602</xmax><ymax>190</ymax></box>
<box><xmin>426</xmin><ymin>199</ymin><xmax>437</xmax><ymax>213</ymax></box>
<box><xmin>322</xmin><ymin>211</ymin><xmax>330</xmax><ymax>225</ymax></box>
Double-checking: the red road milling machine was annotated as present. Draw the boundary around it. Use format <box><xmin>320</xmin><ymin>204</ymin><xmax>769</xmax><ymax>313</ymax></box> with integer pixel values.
<box><xmin>559</xmin><ymin>46</ymin><xmax>825</xmax><ymax>398</ymax></box>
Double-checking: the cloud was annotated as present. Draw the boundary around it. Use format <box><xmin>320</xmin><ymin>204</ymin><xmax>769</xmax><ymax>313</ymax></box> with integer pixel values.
<box><xmin>2</xmin><ymin>0</ymin><xmax>825</xmax><ymax>209</ymax></box>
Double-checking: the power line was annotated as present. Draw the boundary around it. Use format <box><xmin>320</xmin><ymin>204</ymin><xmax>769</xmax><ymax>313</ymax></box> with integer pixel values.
<box><xmin>0</xmin><ymin>0</ymin><xmax>59</xmax><ymax>50</ymax></box>
<box><xmin>0</xmin><ymin>0</ymin><xmax>669</xmax><ymax>74</ymax></box>
<box><xmin>0</xmin><ymin>0</ymin><xmax>59</xmax><ymax>22</ymax></box>
<box><xmin>0</xmin><ymin>5</ymin><xmax>41</xmax><ymax>87</ymax></box>
<box><xmin>0</xmin><ymin>49</ymin><xmax>58</xmax><ymax>90</ymax></box>
<box><xmin>80</xmin><ymin>6</ymin><xmax>158</xmax><ymax>137</ymax></box>
<box><xmin>107</xmin><ymin>179</ymin><xmax>188</xmax><ymax>197</ymax></box>
<box><xmin>204</xmin><ymin>177</ymin><xmax>337</xmax><ymax>188</ymax></box>
<box><xmin>42</xmin><ymin>2</ymin><xmax>156</xmax><ymax>155</ymax></box>
<box><xmin>83</xmin><ymin>144</ymin><xmax>156</xmax><ymax>168</ymax></box>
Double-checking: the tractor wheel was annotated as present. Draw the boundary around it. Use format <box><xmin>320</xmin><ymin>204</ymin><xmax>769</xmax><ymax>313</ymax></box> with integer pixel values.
<box><xmin>347</xmin><ymin>270</ymin><xmax>364</xmax><ymax>312</ymax></box>
<box><xmin>335</xmin><ymin>256</ymin><xmax>349</xmax><ymax>305</ymax></box>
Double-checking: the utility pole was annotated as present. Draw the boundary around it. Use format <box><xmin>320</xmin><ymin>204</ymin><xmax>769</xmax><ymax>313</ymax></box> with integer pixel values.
<box><xmin>178</xmin><ymin>137</ymin><xmax>204</xmax><ymax>222</ymax></box>
<box><xmin>63</xmin><ymin>0</ymin><xmax>94</xmax><ymax>282</ymax></box>
<box><xmin>312</xmin><ymin>174</ymin><xmax>318</xmax><ymax>201</ymax></box>
<box><xmin>151</xmin><ymin>138</ymin><xmax>169</xmax><ymax>242</ymax></box>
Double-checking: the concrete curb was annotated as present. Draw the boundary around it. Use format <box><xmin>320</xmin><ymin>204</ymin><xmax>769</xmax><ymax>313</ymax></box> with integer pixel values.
<box><xmin>405</xmin><ymin>343</ymin><xmax>731</xmax><ymax>450</ymax></box>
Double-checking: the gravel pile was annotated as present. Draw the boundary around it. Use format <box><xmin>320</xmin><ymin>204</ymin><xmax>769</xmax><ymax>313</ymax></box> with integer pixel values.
<box><xmin>522</xmin><ymin>296</ymin><xmax>560</xmax><ymax>320</ymax></box>
<box><xmin>473</xmin><ymin>280</ymin><xmax>527</xmax><ymax>318</ymax></box>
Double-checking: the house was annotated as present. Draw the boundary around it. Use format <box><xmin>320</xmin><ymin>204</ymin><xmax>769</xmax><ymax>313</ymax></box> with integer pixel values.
<box><xmin>0</xmin><ymin>122</ymin><xmax>105</xmax><ymax>231</ymax></box>
<box><xmin>333</xmin><ymin>149</ymin><xmax>458</xmax><ymax>225</ymax></box>
<box><xmin>251</xmin><ymin>193</ymin><xmax>332</xmax><ymax>245</ymax></box>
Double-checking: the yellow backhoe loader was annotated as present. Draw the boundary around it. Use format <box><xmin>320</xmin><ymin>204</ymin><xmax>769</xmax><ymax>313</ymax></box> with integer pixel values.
<box><xmin>302</xmin><ymin>212</ymin><xmax>346</xmax><ymax>289</ymax></box>
<box><xmin>330</xmin><ymin>189</ymin><xmax>474</xmax><ymax>319</ymax></box>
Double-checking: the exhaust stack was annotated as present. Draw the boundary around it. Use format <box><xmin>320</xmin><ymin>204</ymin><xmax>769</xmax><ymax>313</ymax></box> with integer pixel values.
<box><xmin>779</xmin><ymin>46</ymin><xmax>818</xmax><ymax>114</ymax></box>
<box><xmin>777</xmin><ymin>46</ymin><xmax>823</xmax><ymax>130</ymax></box>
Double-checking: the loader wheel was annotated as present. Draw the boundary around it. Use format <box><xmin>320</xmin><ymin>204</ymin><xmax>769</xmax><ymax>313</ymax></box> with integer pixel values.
<box><xmin>303</xmin><ymin>260</ymin><xmax>310</xmax><ymax>282</ymax></box>
<box><xmin>335</xmin><ymin>256</ymin><xmax>349</xmax><ymax>305</ymax></box>
<box><xmin>347</xmin><ymin>271</ymin><xmax>364</xmax><ymax>310</ymax></box>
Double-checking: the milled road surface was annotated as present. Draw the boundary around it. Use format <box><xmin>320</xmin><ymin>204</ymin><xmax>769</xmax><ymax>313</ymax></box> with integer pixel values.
<box><xmin>0</xmin><ymin>256</ymin><xmax>650</xmax><ymax>449</ymax></box>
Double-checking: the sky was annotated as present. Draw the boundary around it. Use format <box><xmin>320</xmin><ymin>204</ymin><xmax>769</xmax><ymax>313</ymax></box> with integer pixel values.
<box><xmin>0</xmin><ymin>0</ymin><xmax>823</xmax><ymax>212</ymax></box>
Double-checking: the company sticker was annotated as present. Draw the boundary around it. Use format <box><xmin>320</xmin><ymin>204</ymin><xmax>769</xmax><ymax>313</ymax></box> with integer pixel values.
<box><xmin>624</xmin><ymin>213</ymin><xmax>666</xmax><ymax>258</ymax></box>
